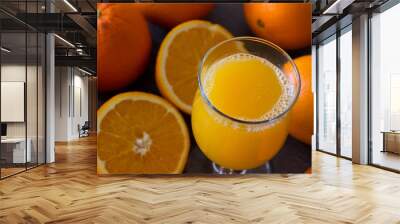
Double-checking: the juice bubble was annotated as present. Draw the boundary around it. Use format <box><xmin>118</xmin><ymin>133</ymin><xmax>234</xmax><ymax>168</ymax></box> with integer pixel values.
<box><xmin>203</xmin><ymin>53</ymin><xmax>293</xmax><ymax>123</ymax></box>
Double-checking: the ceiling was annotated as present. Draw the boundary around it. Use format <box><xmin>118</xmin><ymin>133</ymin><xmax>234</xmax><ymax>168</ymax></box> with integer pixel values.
<box><xmin>1</xmin><ymin>0</ymin><xmax>97</xmax><ymax>73</ymax></box>
<box><xmin>1</xmin><ymin>32</ymin><xmax>45</xmax><ymax>61</ymax></box>
<box><xmin>0</xmin><ymin>0</ymin><xmax>97</xmax><ymax>14</ymax></box>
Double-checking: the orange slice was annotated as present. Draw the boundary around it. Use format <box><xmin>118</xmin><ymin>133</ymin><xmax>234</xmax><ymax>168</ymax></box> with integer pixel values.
<box><xmin>156</xmin><ymin>20</ymin><xmax>234</xmax><ymax>114</ymax></box>
<box><xmin>97</xmin><ymin>92</ymin><xmax>190</xmax><ymax>174</ymax></box>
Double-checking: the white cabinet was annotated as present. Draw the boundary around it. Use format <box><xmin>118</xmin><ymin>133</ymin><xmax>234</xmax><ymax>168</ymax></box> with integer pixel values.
<box><xmin>1</xmin><ymin>138</ymin><xmax>32</xmax><ymax>163</ymax></box>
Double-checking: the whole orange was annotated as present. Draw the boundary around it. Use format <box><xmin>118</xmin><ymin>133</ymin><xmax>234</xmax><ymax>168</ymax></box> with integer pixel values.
<box><xmin>98</xmin><ymin>4</ymin><xmax>151</xmax><ymax>92</ymax></box>
<box><xmin>289</xmin><ymin>55</ymin><xmax>313</xmax><ymax>145</ymax></box>
<box><xmin>243</xmin><ymin>3</ymin><xmax>311</xmax><ymax>50</ymax></box>
<box><xmin>141</xmin><ymin>3</ymin><xmax>214</xmax><ymax>28</ymax></box>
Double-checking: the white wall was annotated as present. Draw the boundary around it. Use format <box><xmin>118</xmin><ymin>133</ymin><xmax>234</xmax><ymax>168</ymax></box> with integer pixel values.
<box><xmin>1</xmin><ymin>65</ymin><xmax>36</xmax><ymax>138</ymax></box>
<box><xmin>54</xmin><ymin>67</ymin><xmax>89</xmax><ymax>141</ymax></box>
<box><xmin>1</xmin><ymin>63</ymin><xmax>46</xmax><ymax>164</ymax></box>
<box><xmin>55</xmin><ymin>66</ymin><xmax>70</xmax><ymax>141</ymax></box>
<box><xmin>72</xmin><ymin>73</ymin><xmax>89</xmax><ymax>137</ymax></box>
<box><xmin>1</xmin><ymin>65</ymin><xmax>26</xmax><ymax>136</ymax></box>
<box><xmin>1</xmin><ymin>64</ymin><xmax>25</xmax><ymax>81</ymax></box>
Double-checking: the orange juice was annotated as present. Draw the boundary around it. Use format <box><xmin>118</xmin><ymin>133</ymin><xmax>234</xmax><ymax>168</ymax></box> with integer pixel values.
<box><xmin>192</xmin><ymin>53</ymin><xmax>291</xmax><ymax>170</ymax></box>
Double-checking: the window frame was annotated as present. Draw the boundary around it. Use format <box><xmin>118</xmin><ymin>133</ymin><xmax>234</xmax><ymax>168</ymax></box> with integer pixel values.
<box><xmin>0</xmin><ymin>1</ymin><xmax>48</xmax><ymax>180</ymax></box>
<box><xmin>315</xmin><ymin>23</ymin><xmax>353</xmax><ymax>160</ymax></box>
<box><xmin>367</xmin><ymin>0</ymin><xmax>400</xmax><ymax>173</ymax></box>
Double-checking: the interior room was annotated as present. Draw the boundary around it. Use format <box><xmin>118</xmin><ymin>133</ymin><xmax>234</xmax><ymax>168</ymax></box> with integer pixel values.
<box><xmin>0</xmin><ymin>19</ymin><xmax>46</xmax><ymax>178</ymax></box>
<box><xmin>0</xmin><ymin>0</ymin><xmax>97</xmax><ymax>179</ymax></box>
<box><xmin>370</xmin><ymin>3</ymin><xmax>400</xmax><ymax>171</ymax></box>
<box><xmin>313</xmin><ymin>0</ymin><xmax>400</xmax><ymax>172</ymax></box>
<box><xmin>54</xmin><ymin>66</ymin><xmax>93</xmax><ymax>142</ymax></box>
<box><xmin>0</xmin><ymin>0</ymin><xmax>399</xmax><ymax>223</ymax></box>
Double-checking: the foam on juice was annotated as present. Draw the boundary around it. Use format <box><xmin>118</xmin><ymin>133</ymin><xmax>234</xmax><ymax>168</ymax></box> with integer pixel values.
<box><xmin>203</xmin><ymin>53</ymin><xmax>293</xmax><ymax>123</ymax></box>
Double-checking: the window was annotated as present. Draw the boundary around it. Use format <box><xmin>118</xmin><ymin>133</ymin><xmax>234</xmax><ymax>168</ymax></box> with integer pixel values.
<box><xmin>339</xmin><ymin>27</ymin><xmax>352</xmax><ymax>158</ymax></box>
<box><xmin>317</xmin><ymin>36</ymin><xmax>337</xmax><ymax>154</ymax></box>
<box><xmin>389</xmin><ymin>74</ymin><xmax>400</xmax><ymax>130</ymax></box>
<box><xmin>316</xmin><ymin>25</ymin><xmax>353</xmax><ymax>159</ymax></box>
<box><xmin>0</xmin><ymin>2</ymin><xmax>46</xmax><ymax>179</ymax></box>
<box><xmin>370</xmin><ymin>2</ymin><xmax>400</xmax><ymax>171</ymax></box>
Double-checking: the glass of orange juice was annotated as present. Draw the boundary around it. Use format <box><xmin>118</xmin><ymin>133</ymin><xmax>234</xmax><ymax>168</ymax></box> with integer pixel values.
<box><xmin>192</xmin><ymin>37</ymin><xmax>301</xmax><ymax>174</ymax></box>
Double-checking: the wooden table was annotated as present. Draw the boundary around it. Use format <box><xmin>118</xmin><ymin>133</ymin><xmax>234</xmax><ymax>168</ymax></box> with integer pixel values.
<box><xmin>381</xmin><ymin>131</ymin><xmax>400</xmax><ymax>154</ymax></box>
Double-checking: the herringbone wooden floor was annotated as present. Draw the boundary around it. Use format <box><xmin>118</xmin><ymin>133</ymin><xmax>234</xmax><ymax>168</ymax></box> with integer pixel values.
<box><xmin>0</xmin><ymin>136</ymin><xmax>399</xmax><ymax>224</ymax></box>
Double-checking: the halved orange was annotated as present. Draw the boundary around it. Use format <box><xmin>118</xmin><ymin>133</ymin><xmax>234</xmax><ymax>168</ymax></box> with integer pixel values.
<box><xmin>156</xmin><ymin>20</ymin><xmax>234</xmax><ymax>114</ymax></box>
<box><xmin>97</xmin><ymin>92</ymin><xmax>190</xmax><ymax>174</ymax></box>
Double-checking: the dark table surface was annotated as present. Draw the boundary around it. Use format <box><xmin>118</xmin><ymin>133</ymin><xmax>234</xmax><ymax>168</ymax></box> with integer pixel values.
<box><xmin>99</xmin><ymin>4</ymin><xmax>311</xmax><ymax>174</ymax></box>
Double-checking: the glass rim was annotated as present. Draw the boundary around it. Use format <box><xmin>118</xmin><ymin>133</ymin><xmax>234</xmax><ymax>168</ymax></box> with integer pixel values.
<box><xmin>197</xmin><ymin>36</ymin><xmax>302</xmax><ymax>125</ymax></box>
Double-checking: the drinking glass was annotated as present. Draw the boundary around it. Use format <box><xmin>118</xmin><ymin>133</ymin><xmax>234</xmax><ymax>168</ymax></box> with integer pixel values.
<box><xmin>191</xmin><ymin>37</ymin><xmax>301</xmax><ymax>174</ymax></box>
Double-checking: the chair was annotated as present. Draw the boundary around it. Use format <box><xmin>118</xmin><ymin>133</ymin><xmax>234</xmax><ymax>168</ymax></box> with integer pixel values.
<box><xmin>78</xmin><ymin>121</ymin><xmax>90</xmax><ymax>138</ymax></box>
